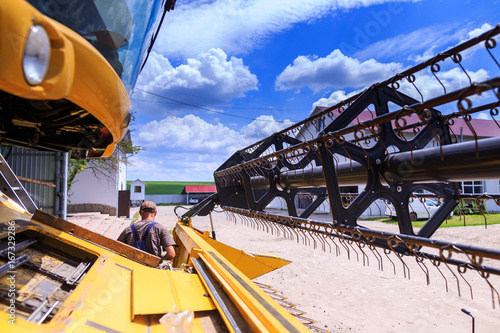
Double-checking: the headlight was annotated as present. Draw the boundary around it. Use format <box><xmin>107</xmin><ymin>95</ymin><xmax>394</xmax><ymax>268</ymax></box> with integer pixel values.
<box><xmin>23</xmin><ymin>25</ymin><xmax>51</xmax><ymax>86</ymax></box>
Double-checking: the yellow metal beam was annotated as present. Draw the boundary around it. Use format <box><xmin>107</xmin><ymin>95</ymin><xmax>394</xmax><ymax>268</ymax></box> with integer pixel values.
<box><xmin>175</xmin><ymin>224</ymin><xmax>309</xmax><ymax>333</ymax></box>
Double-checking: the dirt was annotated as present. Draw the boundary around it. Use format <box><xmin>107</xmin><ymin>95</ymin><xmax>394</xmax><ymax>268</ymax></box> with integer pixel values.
<box><xmin>148</xmin><ymin>205</ymin><xmax>500</xmax><ymax>333</ymax></box>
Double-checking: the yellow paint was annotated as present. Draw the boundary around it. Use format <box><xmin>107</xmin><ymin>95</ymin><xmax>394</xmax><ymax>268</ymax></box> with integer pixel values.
<box><xmin>200</xmin><ymin>233</ymin><xmax>291</xmax><ymax>279</ymax></box>
<box><xmin>176</xmin><ymin>224</ymin><xmax>309</xmax><ymax>333</ymax></box>
<box><xmin>0</xmin><ymin>192</ymin><xmax>32</xmax><ymax>220</ymax></box>
<box><xmin>131</xmin><ymin>268</ymin><xmax>215</xmax><ymax>318</ymax></box>
<box><xmin>0</xmin><ymin>0</ymin><xmax>130</xmax><ymax>157</ymax></box>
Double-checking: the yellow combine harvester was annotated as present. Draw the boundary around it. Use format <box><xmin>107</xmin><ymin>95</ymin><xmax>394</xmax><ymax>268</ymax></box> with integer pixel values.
<box><xmin>0</xmin><ymin>0</ymin><xmax>309</xmax><ymax>331</ymax></box>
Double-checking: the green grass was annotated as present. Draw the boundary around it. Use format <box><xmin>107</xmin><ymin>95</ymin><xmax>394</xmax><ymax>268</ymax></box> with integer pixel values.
<box><xmin>127</xmin><ymin>180</ymin><xmax>215</xmax><ymax>195</ymax></box>
<box><xmin>367</xmin><ymin>213</ymin><xmax>500</xmax><ymax>228</ymax></box>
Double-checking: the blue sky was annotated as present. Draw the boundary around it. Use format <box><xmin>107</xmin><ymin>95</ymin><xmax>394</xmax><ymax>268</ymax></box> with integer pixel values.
<box><xmin>126</xmin><ymin>0</ymin><xmax>500</xmax><ymax>181</ymax></box>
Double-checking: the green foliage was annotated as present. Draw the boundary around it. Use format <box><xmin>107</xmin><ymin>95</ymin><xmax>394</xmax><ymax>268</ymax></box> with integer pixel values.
<box><xmin>67</xmin><ymin>136</ymin><xmax>144</xmax><ymax>194</ymax></box>
<box><xmin>67</xmin><ymin>158</ymin><xmax>88</xmax><ymax>194</ymax></box>
<box><xmin>126</xmin><ymin>181</ymin><xmax>215</xmax><ymax>195</ymax></box>
<box><xmin>370</xmin><ymin>213</ymin><xmax>500</xmax><ymax>228</ymax></box>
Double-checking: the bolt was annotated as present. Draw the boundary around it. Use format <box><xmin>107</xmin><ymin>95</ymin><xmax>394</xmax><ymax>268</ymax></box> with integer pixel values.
<box><xmin>397</xmin><ymin>186</ymin><xmax>402</xmax><ymax>192</ymax></box>
<box><xmin>376</xmin><ymin>159</ymin><xmax>381</xmax><ymax>165</ymax></box>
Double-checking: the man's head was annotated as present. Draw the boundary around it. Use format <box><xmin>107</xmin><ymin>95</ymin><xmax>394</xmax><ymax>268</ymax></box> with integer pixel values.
<box><xmin>139</xmin><ymin>201</ymin><xmax>157</xmax><ymax>220</ymax></box>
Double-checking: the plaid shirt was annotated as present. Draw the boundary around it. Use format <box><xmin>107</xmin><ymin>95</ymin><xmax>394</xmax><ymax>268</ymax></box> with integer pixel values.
<box><xmin>117</xmin><ymin>220</ymin><xmax>176</xmax><ymax>256</ymax></box>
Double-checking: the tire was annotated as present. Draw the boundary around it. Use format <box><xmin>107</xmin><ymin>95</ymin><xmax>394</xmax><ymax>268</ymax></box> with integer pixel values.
<box><xmin>410</xmin><ymin>212</ymin><xmax>417</xmax><ymax>222</ymax></box>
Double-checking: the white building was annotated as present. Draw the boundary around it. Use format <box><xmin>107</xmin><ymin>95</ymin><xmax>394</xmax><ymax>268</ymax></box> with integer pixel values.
<box><xmin>130</xmin><ymin>179</ymin><xmax>146</xmax><ymax>205</ymax></box>
<box><xmin>68</xmin><ymin>132</ymin><xmax>132</xmax><ymax>215</ymax></box>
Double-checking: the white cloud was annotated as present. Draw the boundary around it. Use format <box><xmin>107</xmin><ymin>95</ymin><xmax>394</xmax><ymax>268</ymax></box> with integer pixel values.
<box><xmin>477</xmin><ymin>112</ymin><xmax>490</xmax><ymax>120</ymax></box>
<box><xmin>466</xmin><ymin>23</ymin><xmax>494</xmax><ymax>40</ymax></box>
<box><xmin>158</xmin><ymin>0</ymin><xmax>417</xmax><ymax>58</ymax></box>
<box><xmin>353</xmin><ymin>24</ymin><xmax>464</xmax><ymax>62</ymax></box>
<box><xmin>137</xmin><ymin>49</ymin><xmax>258</xmax><ymax>101</ymax></box>
<box><xmin>128</xmin><ymin>113</ymin><xmax>295</xmax><ymax>180</ymax></box>
<box><xmin>134</xmin><ymin>114</ymin><xmax>294</xmax><ymax>155</ymax></box>
<box><xmin>241</xmin><ymin>115</ymin><xmax>295</xmax><ymax>139</ymax></box>
<box><xmin>136</xmin><ymin>114</ymin><xmax>241</xmax><ymax>155</ymax></box>
<box><xmin>275</xmin><ymin>49</ymin><xmax>402</xmax><ymax>92</ymax></box>
<box><xmin>397</xmin><ymin>68</ymin><xmax>489</xmax><ymax>102</ymax></box>
<box><xmin>312</xmin><ymin>89</ymin><xmax>365</xmax><ymax>110</ymax></box>
<box><xmin>311</xmin><ymin>68</ymin><xmax>490</xmax><ymax>110</ymax></box>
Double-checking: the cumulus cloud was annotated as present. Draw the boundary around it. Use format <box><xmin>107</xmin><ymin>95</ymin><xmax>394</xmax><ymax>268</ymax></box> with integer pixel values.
<box><xmin>137</xmin><ymin>49</ymin><xmax>258</xmax><ymax>101</ymax></box>
<box><xmin>397</xmin><ymin>68</ymin><xmax>489</xmax><ymax>101</ymax></box>
<box><xmin>128</xmin><ymin>113</ymin><xmax>295</xmax><ymax>180</ymax></box>
<box><xmin>134</xmin><ymin>114</ymin><xmax>294</xmax><ymax>156</ymax></box>
<box><xmin>275</xmin><ymin>49</ymin><xmax>402</xmax><ymax>92</ymax></box>
<box><xmin>240</xmin><ymin>115</ymin><xmax>295</xmax><ymax>139</ymax></box>
<box><xmin>311</xmin><ymin>89</ymin><xmax>365</xmax><ymax>110</ymax></box>
<box><xmin>157</xmin><ymin>0</ymin><xmax>416</xmax><ymax>58</ymax></box>
<box><xmin>311</xmin><ymin>68</ymin><xmax>490</xmax><ymax>110</ymax></box>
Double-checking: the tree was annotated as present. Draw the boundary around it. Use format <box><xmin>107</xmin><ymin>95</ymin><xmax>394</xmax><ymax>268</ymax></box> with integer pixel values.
<box><xmin>67</xmin><ymin>133</ymin><xmax>144</xmax><ymax>194</ymax></box>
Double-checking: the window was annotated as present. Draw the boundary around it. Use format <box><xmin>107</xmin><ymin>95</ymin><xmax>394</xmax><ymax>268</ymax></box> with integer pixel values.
<box><xmin>462</xmin><ymin>181</ymin><xmax>484</xmax><ymax>194</ymax></box>
<box><xmin>134</xmin><ymin>186</ymin><xmax>142</xmax><ymax>193</ymax></box>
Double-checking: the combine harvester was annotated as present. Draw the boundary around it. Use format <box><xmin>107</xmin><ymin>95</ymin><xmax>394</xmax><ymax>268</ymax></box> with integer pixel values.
<box><xmin>1</xmin><ymin>0</ymin><xmax>500</xmax><ymax>331</ymax></box>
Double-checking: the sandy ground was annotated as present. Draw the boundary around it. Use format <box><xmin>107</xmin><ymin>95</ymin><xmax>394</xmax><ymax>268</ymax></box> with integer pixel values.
<box><xmin>144</xmin><ymin>205</ymin><xmax>500</xmax><ymax>333</ymax></box>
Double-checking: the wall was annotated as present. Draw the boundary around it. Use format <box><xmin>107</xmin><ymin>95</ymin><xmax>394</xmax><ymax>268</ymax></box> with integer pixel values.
<box><xmin>69</xmin><ymin>166</ymin><xmax>118</xmax><ymax>215</ymax></box>
<box><xmin>145</xmin><ymin>194</ymin><xmax>186</xmax><ymax>205</ymax></box>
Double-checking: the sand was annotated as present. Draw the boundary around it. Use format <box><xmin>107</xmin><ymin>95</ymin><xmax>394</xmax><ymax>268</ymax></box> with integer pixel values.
<box><xmin>147</xmin><ymin>205</ymin><xmax>500</xmax><ymax>333</ymax></box>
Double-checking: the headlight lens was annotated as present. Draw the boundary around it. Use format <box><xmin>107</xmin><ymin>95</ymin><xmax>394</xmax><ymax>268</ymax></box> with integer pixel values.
<box><xmin>23</xmin><ymin>25</ymin><xmax>51</xmax><ymax>86</ymax></box>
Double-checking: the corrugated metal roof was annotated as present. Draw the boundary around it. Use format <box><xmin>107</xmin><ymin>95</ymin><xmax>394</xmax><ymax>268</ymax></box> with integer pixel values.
<box><xmin>183</xmin><ymin>185</ymin><xmax>217</xmax><ymax>193</ymax></box>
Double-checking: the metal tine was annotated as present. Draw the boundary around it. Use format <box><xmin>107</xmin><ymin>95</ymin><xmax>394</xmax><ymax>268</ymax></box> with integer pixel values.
<box><xmin>329</xmin><ymin>235</ymin><xmax>341</xmax><ymax>256</ymax></box>
<box><xmin>334</xmin><ymin>229</ymin><xmax>351</xmax><ymax>260</ymax></box>
<box><xmin>314</xmin><ymin>226</ymin><xmax>327</xmax><ymax>252</ymax></box>
<box><xmin>404</xmin><ymin>238</ymin><xmax>430</xmax><ymax>285</ymax></box>
<box><xmin>485</xmin><ymin>34</ymin><xmax>500</xmax><ymax>69</ymax></box>
<box><xmin>456</xmin><ymin>264</ymin><xmax>474</xmax><ymax>300</ymax></box>
<box><xmin>384</xmin><ymin>248</ymin><xmax>397</xmax><ymax>275</ymax></box>
<box><xmin>415</xmin><ymin>255</ymin><xmax>431</xmax><ymax>286</ymax></box>
<box><xmin>395</xmin><ymin>251</ymin><xmax>411</xmax><ymax>280</ymax></box>
<box><xmin>299</xmin><ymin>225</ymin><xmax>310</xmax><ymax>247</ymax></box>
<box><xmin>321</xmin><ymin>232</ymin><xmax>331</xmax><ymax>253</ymax></box>
<box><xmin>352</xmin><ymin>228</ymin><xmax>370</xmax><ymax>266</ymax></box>
<box><xmin>387</xmin><ymin>236</ymin><xmax>412</xmax><ymax>279</ymax></box>
<box><xmin>478</xmin><ymin>270</ymin><xmax>500</xmax><ymax>309</ymax></box>
<box><xmin>430</xmin><ymin>61</ymin><xmax>447</xmax><ymax>95</ymax></box>
<box><xmin>287</xmin><ymin>218</ymin><xmax>300</xmax><ymax>243</ymax></box>
<box><xmin>452</xmin><ymin>245</ymin><xmax>475</xmax><ymax>299</ymax></box>
<box><xmin>430</xmin><ymin>259</ymin><xmax>449</xmax><ymax>293</ymax></box>
<box><xmin>303</xmin><ymin>222</ymin><xmax>315</xmax><ymax>248</ymax></box>
<box><xmin>354</xmin><ymin>241</ymin><xmax>370</xmax><ymax>267</ymax></box>
<box><xmin>461</xmin><ymin>250</ymin><xmax>500</xmax><ymax>307</ymax></box>
<box><xmin>346</xmin><ymin>240</ymin><xmax>360</xmax><ymax>262</ymax></box>
<box><xmin>368</xmin><ymin>244</ymin><xmax>383</xmax><ymax>271</ymax></box>
<box><xmin>253</xmin><ymin>216</ymin><xmax>262</xmax><ymax>231</ymax></box>
<box><xmin>324</xmin><ymin>226</ymin><xmax>339</xmax><ymax>255</ymax></box>
<box><xmin>308</xmin><ymin>224</ymin><xmax>321</xmax><ymax>250</ymax></box>
<box><xmin>439</xmin><ymin>247</ymin><xmax>462</xmax><ymax>297</ymax></box>
<box><xmin>257</xmin><ymin>215</ymin><xmax>267</xmax><ymax>232</ymax></box>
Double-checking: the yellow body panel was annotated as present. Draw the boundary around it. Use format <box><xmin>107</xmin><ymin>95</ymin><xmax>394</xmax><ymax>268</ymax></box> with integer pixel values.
<box><xmin>0</xmin><ymin>218</ymin><xmax>215</xmax><ymax>332</ymax></box>
<box><xmin>200</xmin><ymin>233</ymin><xmax>291</xmax><ymax>279</ymax></box>
<box><xmin>0</xmin><ymin>0</ymin><xmax>130</xmax><ymax>156</ymax></box>
<box><xmin>131</xmin><ymin>268</ymin><xmax>216</xmax><ymax>318</ymax></box>
<box><xmin>175</xmin><ymin>224</ymin><xmax>309</xmax><ymax>333</ymax></box>
<box><xmin>0</xmin><ymin>209</ymin><xmax>309</xmax><ymax>332</ymax></box>
<box><xmin>0</xmin><ymin>192</ymin><xmax>32</xmax><ymax>221</ymax></box>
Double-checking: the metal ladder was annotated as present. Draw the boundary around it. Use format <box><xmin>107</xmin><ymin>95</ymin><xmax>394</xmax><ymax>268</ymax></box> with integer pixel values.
<box><xmin>0</xmin><ymin>153</ymin><xmax>37</xmax><ymax>214</ymax></box>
